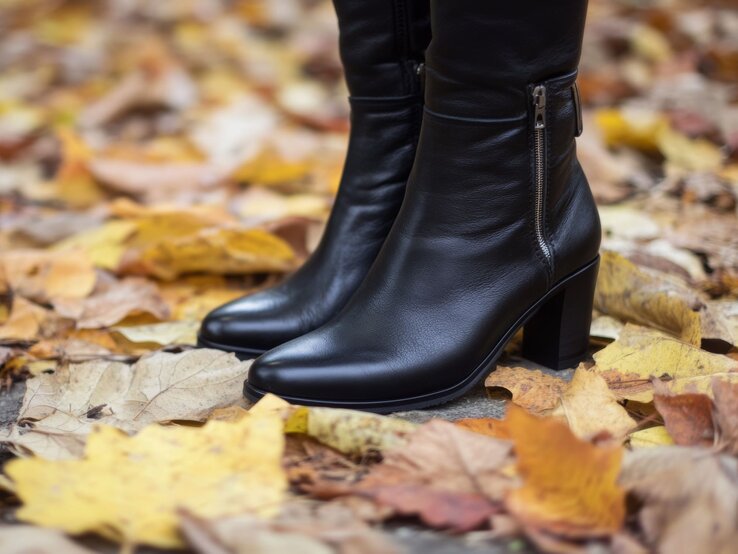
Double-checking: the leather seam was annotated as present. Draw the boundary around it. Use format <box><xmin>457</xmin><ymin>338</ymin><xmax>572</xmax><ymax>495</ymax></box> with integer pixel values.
<box><xmin>423</xmin><ymin>106</ymin><xmax>526</xmax><ymax>125</ymax></box>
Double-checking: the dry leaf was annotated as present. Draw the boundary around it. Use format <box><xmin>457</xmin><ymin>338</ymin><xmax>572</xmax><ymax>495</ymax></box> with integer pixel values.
<box><xmin>53</xmin><ymin>277</ymin><xmax>170</xmax><ymax>329</ymax></box>
<box><xmin>713</xmin><ymin>378</ymin><xmax>738</xmax><ymax>455</ymax></box>
<box><xmin>595</xmin><ymin>250</ymin><xmax>730</xmax><ymax>347</ymax></box>
<box><xmin>0</xmin><ymin>525</ymin><xmax>96</xmax><ymax>554</ymax></box>
<box><xmin>551</xmin><ymin>367</ymin><xmax>636</xmax><ymax>440</ymax></box>
<box><xmin>592</xmin><ymin>324</ymin><xmax>738</xmax><ymax>402</ymax></box>
<box><xmin>505</xmin><ymin>405</ymin><xmax>626</xmax><ymax>539</ymax></box>
<box><xmin>0</xmin><ymin>296</ymin><xmax>69</xmax><ymax>341</ymax></box>
<box><xmin>7</xmin><ymin>412</ymin><xmax>287</xmax><ymax>548</ymax></box>
<box><xmin>181</xmin><ymin>500</ymin><xmax>400</xmax><ymax>554</ymax></box>
<box><xmin>454</xmin><ymin>417</ymin><xmax>511</xmax><ymax>440</ymax></box>
<box><xmin>2</xmin><ymin>349</ymin><xmax>251</xmax><ymax>459</ymax></box>
<box><xmin>653</xmin><ymin>389</ymin><xmax>715</xmax><ymax>447</ymax></box>
<box><xmin>628</xmin><ymin>426</ymin><xmax>675</xmax><ymax>448</ymax></box>
<box><xmin>112</xmin><ymin>320</ymin><xmax>199</xmax><ymax>346</ymax></box>
<box><xmin>621</xmin><ymin>447</ymin><xmax>738</xmax><ymax>554</ymax></box>
<box><xmin>350</xmin><ymin>420</ymin><xmax>514</xmax><ymax>531</ymax></box>
<box><xmin>484</xmin><ymin>365</ymin><xmax>567</xmax><ymax>415</ymax></box>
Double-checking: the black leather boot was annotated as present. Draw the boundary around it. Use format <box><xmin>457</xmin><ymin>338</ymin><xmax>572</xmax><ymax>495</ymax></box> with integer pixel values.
<box><xmin>198</xmin><ymin>0</ymin><xmax>431</xmax><ymax>358</ymax></box>
<box><xmin>246</xmin><ymin>0</ymin><xmax>601</xmax><ymax>411</ymax></box>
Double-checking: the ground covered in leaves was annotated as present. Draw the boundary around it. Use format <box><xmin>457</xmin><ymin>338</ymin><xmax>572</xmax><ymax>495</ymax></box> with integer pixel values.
<box><xmin>0</xmin><ymin>0</ymin><xmax>737</xmax><ymax>553</ymax></box>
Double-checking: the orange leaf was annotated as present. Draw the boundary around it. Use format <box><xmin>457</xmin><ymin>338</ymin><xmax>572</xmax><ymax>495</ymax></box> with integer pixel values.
<box><xmin>454</xmin><ymin>417</ymin><xmax>511</xmax><ymax>440</ymax></box>
<box><xmin>653</xmin><ymin>391</ymin><xmax>715</xmax><ymax>447</ymax></box>
<box><xmin>505</xmin><ymin>404</ymin><xmax>626</xmax><ymax>539</ymax></box>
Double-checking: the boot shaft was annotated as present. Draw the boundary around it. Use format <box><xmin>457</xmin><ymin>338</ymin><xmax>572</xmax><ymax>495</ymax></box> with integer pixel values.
<box><xmin>332</xmin><ymin>0</ymin><xmax>431</xmax><ymax>97</ymax></box>
<box><xmin>425</xmin><ymin>0</ymin><xmax>588</xmax><ymax>118</ymax></box>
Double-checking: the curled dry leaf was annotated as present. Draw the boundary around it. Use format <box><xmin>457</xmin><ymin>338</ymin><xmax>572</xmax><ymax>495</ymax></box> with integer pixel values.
<box><xmin>112</xmin><ymin>320</ymin><xmax>199</xmax><ymax>346</ymax></box>
<box><xmin>0</xmin><ymin>296</ymin><xmax>69</xmax><ymax>341</ymax></box>
<box><xmin>180</xmin><ymin>501</ymin><xmax>400</xmax><ymax>554</ymax></box>
<box><xmin>621</xmin><ymin>447</ymin><xmax>738</xmax><ymax>554</ymax></box>
<box><xmin>2</xmin><ymin>349</ymin><xmax>252</xmax><ymax>459</ymax></box>
<box><xmin>119</xmin><ymin>227</ymin><xmax>296</xmax><ymax>281</ymax></box>
<box><xmin>505</xmin><ymin>405</ymin><xmax>626</xmax><ymax>539</ymax></box>
<box><xmin>52</xmin><ymin>277</ymin><xmax>170</xmax><ymax>329</ymax></box>
<box><xmin>484</xmin><ymin>365</ymin><xmax>567</xmax><ymax>415</ymax></box>
<box><xmin>6</xmin><ymin>412</ymin><xmax>287</xmax><ymax>549</ymax></box>
<box><xmin>712</xmin><ymin>378</ymin><xmax>738</xmax><ymax>455</ymax></box>
<box><xmin>350</xmin><ymin>419</ymin><xmax>514</xmax><ymax>532</ymax></box>
<box><xmin>653</xmin><ymin>387</ymin><xmax>715</xmax><ymax>447</ymax></box>
<box><xmin>0</xmin><ymin>249</ymin><xmax>97</xmax><ymax>303</ymax></box>
<box><xmin>628</xmin><ymin>426</ymin><xmax>675</xmax><ymax>449</ymax></box>
<box><xmin>551</xmin><ymin>367</ymin><xmax>636</xmax><ymax>441</ymax></box>
<box><xmin>592</xmin><ymin>324</ymin><xmax>738</xmax><ymax>402</ymax></box>
<box><xmin>595</xmin><ymin>250</ymin><xmax>733</xmax><ymax>349</ymax></box>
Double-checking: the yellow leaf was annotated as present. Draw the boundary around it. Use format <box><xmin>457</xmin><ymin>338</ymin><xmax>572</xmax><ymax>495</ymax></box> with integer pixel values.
<box><xmin>112</xmin><ymin>320</ymin><xmax>198</xmax><ymax>346</ymax></box>
<box><xmin>666</xmin><ymin>372</ymin><xmax>738</xmax><ymax>396</ymax></box>
<box><xmin>0</xmin><ymin>249</ymin><xmax>97</xmax><ymax>302</ymax></box>
<box><xmin>658</xmin><ymin>126</ymin><xmax>724</xmax><ymax>172</ymax></box>
<box><xmin>249</xmin><ymin>394</ymin><xmax>417</xmax><ymax>456</ymax></box>
<box><xmin>7</xmin><ymin>413</ymin><xmax>287</xmax><ymax>548</ymax></box>
<box><xmin>595</xmin><ymin>251</ymin><xmax>702</xmax><ymax>345</ymax></box>
<box><xmin>485</xmin><ymin>365</ymin><xmax>567</xmax><ymax>415</ymax></box>
<box><xmin>122</xmin><ymin>227</ymin><xmax>295</xmax><ymax>280</ymax></box>
<box><xmin>53</xmin><ymin>220</ymin><xmax>138</xmax><ymax>270</ymax></box>
<box><xmin>595</xmin><ymin>108</ymin><xmax>668</xmax><ymax>152</ymax></box>
<box><xmin>0</xmin><ymin>297</ymin><xmax>67</xmax><ymax>341</ymax></box>
<box><xmin>505</xmin><ymin>405</ymin><xmax>626</xmax><ymax>538</ymax></box>
<box><xmin>592</xmin><ymin>324</ymin><xmax>738</xmax><ymax>402</ymax></box>
<box><xmin>551</xmin><ymin>367</ymin><xmax>636</xmax><ymax>440</ymax></box>
<box><xmin>628</xmin><ymin>426</ymin><xmax>675</xmax><ymax>448</ymax></box>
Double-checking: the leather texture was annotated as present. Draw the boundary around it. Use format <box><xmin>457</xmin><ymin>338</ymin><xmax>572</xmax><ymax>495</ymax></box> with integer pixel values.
<box><xmin>247</xmin><ymin>0</ymin><xmax>601</xmax><ymax>408</ymax></box>
<box><xmin>198</xmin><ymin>0</ymin><xmax>431</xmax><ymax>354</ymax></box>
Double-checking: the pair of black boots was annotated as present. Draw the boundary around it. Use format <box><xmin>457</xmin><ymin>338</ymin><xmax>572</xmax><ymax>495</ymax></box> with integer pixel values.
<box><xmin>198</xmin><ymin>0</ymin><xmax>601</xmax><ymax>413</ymax></box>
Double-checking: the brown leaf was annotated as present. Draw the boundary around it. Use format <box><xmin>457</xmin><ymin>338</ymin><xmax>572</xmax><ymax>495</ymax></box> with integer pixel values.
<box><xmin>653</xmin><ymin>387</ymin><xmax>715</xmax><ymax>447</ymax></box>
<box><xmin>484</xmin><ymin>365</ymin><xmax>567</xmax><ymax>415</ymax></box>
<box><xmin>454</xmin><ymin>417</ymin><xmax>511</xmax><ymax>440</ymax></box>
<box><xmin>180</xmin><ymin>500</ymin><xmax>400</xmax><ymax>554</ymax></box>
<box><xmin>713</xmin><ymin>378</ymin><xmax>738</xmax><ymax>455</ymax></box>
<box><xmin>620</xmin><ymin>447</ymin><xmax>738</xmax><ymax>554</ymax></box>
<box><xmin>52</xmin><ymin>277</ymin><xmax>170</xmax><ymax>329</ymax></box>
<box><xmin>0</xmin><ymin>297</ymin><xmax>70</xmax><ymax>341</ymax></box>
<box><xmin>505</xmin><ymin>405</ymin><xmax>626</xmax><ymax>539</ymax></box>
<box><xmin>348</xmin><ymin>419</ymin><xmax>514</xmax><ymax>532</ymax></box>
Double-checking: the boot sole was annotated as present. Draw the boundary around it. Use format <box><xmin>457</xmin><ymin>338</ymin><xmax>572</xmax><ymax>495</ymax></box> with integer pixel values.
<box><xmin>243</xmin><ymin>256</ymin><xmax>599</xmax><ymax>413</ymax></box>
<box><xmin>196</xmin><ymin>335</ymin><xmax>266</xmax><ymax>360</ymax></box>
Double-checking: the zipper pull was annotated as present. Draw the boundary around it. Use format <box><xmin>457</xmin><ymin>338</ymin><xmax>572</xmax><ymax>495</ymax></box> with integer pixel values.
<box><xmin>532</xmin><ymin>85</ymin><xmax>547</xmax><ymax>129</ymax></box>
<box><xmin>415</xmin><ymin>62</ymin><xmax>426</xmax><ymax>93</ymax></box>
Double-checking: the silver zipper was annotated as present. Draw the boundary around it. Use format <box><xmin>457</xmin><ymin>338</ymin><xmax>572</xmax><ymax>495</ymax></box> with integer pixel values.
<box><xmin>532</xmin><ymin>85</ymin><xmax>553</xmax><ymax>269</ymax></box>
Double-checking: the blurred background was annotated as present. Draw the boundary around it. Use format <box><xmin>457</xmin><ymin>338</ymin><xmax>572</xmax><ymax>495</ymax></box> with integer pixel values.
<box><xmin>0</xmin><ymin>0</ymin><xmax>736</xmax><ymax>371</ymax></box>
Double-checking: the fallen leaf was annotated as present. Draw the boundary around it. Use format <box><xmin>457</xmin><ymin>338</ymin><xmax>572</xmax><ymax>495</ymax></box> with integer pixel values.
<box><xmin>7</xmin><ymin>412</ymin><xmax>286</xmax><ymax>548</ymax></box>
<box><xmin>653</xmin><ymin>388</ymin><xmax>715</xmax><ymax>447</ymax></box>
<box><xmin>53</xmin><ymin>277</ymin><xmax>170</xmax><ymax>329</ymax></box>
<box><xmin>112</xmin><ymin>320</ymin><xmax>199</xmax><ymax>346</ymax></box>
<box><xmin>3</xmin><ymin>349</ymin><xmax>251</xmax><ymax>459</ymax></box>
<box><xmin>595</xmin><ymin>250</ymin><xmax>727</xmax><ymax>347</ymax></box>
<box><xmin>713</xmin><ymin>378</ymin><xmax>738</xmax><ymax>455</ymax></box>
<box><xmin>454</xmin><ymin>417</ymin><xmax>511</xmax><ymax>440</ymax></box>
<box><xmin>0</xmin><ymin>296</ymin><xmax>69</xmax><ymax>341</ymax></box>
<box><xmin>484</xmin><ymin>365</ymin><xmax>567</xmax><ymax>415</ymax></box>
<box><xmin>551</xmin><ymin>367</ymin><xmax>636</xmax><ymax>440</ymax></box>
<box><xmin>120</xmin><ymin>227</ymin><xmax>296</xmax><ymax>280</ymax></box>
<box><xmin>0</xmin><ymin>249</ymin><xmax>97</xmax><ymax>303</ymax></box>
<box><xmin>592</xmin><ymin>324</ymin><xmax>738</xmax><ymax>402</ymax></box>
<box><xmin>505</xmin><ymin>405</ymin><xmax>626</xmax><ymax>538</ymax></box>
<box><xmin>620</xmin><ymin>447</ymin><xmax>738</xmax><ymax>553</ymax></box>
<box><xmin>0</xmin><ymin>525</ymin><xmax>95</xmax><ymax>554</ymax></box>
<box><xmin>181</xmin><ymin>500</ymin><xmax>400</xmax><ymax>554</ymax></box>
<box><xmin>628</xmin><ymin>426</ymin><xmax>675</xmax><ymax>448</ymax></box>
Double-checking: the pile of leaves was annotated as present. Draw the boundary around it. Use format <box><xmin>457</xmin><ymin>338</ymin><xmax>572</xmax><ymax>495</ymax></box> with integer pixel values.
<box><xmin>0</xmin><ymin>0</ymin><xmax>737</xmax><ymax>552</ymax></box>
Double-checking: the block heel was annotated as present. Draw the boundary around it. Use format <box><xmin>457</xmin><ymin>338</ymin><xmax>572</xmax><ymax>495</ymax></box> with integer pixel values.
<box><xmin>522</xmin><ymin>257</ymin><xmax>599</xmax><ymax>370</ymax></box>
